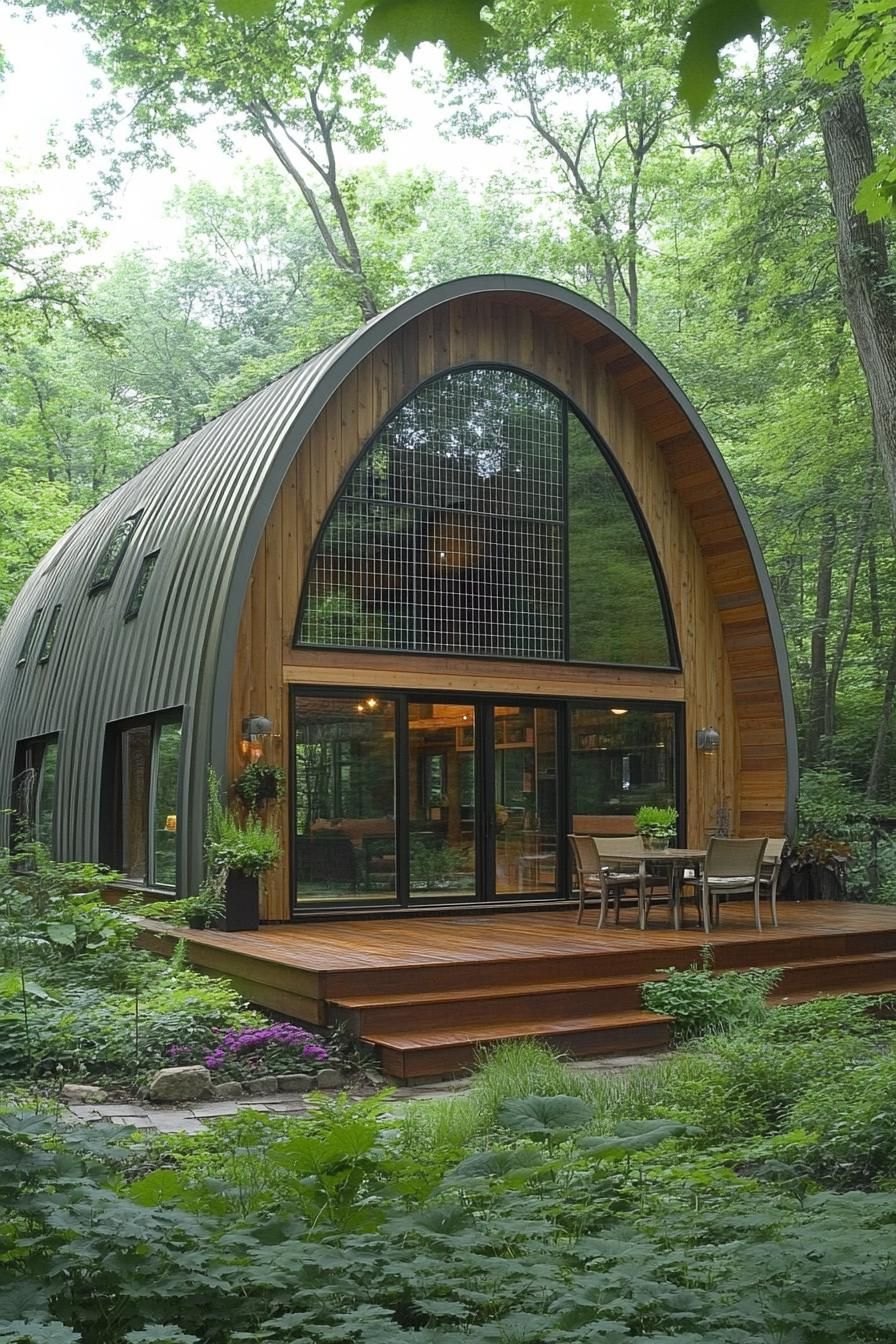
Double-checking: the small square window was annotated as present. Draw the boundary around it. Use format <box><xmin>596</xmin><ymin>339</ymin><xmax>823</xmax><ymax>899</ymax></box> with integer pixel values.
<box><xmin>124</xmin><ymin>552</ymin><xmax>159</xmax><ymax>622</ymax></box>
<box><xmin>37</xmin><ymin>605</ymin><xmax>62</xmax><ymax>664</ymax></box>
<box><xmin>89</xmin><ymin>510</ymin><xmax>143</xmax><ymax>594</ymax></box>
<box><xmin>16</xmin><ymin>608</ymin><xmax>43</xmax><ymax>668</ymax></box>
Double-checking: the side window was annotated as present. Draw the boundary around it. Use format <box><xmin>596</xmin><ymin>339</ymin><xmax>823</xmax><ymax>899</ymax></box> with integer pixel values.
<box><xmin>10</xmin><ymin>735</ymin><xmax>59</xmax><ymax>856</ymax></box>
<box><xmin>89</xmin><ymin>510</ymin><xmax>143</xmax><ymax>594</ymax></box>
<box><xmin>107</xmin><ymin>713</ymin><xmax>182</xmax><ymax>888</ymax></box>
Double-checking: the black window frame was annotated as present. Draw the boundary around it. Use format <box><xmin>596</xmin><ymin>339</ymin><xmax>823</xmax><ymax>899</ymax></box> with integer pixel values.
<box><xmin>10</xmin><ymin>733</ymin><xmax>60</xmax><ymax>857</ymax></box>
<box><xmin>289</xmin><ymin>685</ymin><xmax>685</xmax><ymax>915</ymax></box>
<box><xmin>37</xmin><ymin>604</ymin><xmax>62</xmax><ymax>665</ymax></box>
<box><xmin>88</xmin><ymin>509</ymin><xmax>144</xmax><ymax>595</ymax></box>
<box><xmin>124</xmin><ymin>551</ymin><xmax>160</xmax><ymax>622</ymax></box>
<box><xmin>295</xmin><ymin>363</ymin><xmax>681</xmax><ymax>672</ymax></box>
<box><xmin>100</xmin><ymin>708</ymin><xmax>183</xmax><ymax>890</ymax></box>
<box><xmin>16</xmin><ymin>608</ymin><xmax>44</xmax><ymax>668</ymax></box>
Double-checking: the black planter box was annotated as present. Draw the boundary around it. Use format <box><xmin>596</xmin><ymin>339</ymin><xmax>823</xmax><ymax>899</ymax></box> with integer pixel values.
<box><xmin>217</xmin><ymin>871</ymin><xmax>260</xmax><ymax>931</ymax></box>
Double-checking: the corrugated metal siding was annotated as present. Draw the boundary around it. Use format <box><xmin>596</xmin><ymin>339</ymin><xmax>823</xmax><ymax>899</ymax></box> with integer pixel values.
<box><xmin>0</xmin><ymin>276</ymin><xmax>798</xmax><ymax>895</ymax></box>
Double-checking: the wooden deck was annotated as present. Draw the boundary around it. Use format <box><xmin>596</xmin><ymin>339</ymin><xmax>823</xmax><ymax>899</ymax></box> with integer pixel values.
<box><xmin>140</xmin><ymin>902</ymin><xmax>896</xmax><ymax>1079</ymax></box>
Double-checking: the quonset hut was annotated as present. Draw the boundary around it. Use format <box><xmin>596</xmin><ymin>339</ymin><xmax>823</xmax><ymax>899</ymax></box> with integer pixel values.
<box><xmin>0</xmin><ymin>276</ymin><xmax>796</xmax><ymax>918</ymax></box>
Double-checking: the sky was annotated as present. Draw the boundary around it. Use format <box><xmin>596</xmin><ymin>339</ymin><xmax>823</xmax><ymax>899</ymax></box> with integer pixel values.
<box><xmin>0</xmin><ymin>7</ymin><xmax>534</xmax><ymax>262</ymax></box>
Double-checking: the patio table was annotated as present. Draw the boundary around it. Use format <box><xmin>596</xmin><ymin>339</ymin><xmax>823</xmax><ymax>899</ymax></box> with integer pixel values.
<box><xmin>593</xmin><ymin>843</ymin><xmax>707</xmax><ymax>931</ymax></box>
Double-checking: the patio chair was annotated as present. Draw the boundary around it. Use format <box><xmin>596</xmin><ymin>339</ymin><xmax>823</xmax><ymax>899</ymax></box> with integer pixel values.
<box><xmin>568</xmin><ymin>834</ymin><xmax>645</xmax><ymax>929</ymax></box>
<box><xmin>687</xmin><ymin>836</ymin><xmax>769</xmax><ymax>934</ymax></box>
<box><xmin>760</xmin><ymin>837</ymin><xmax>788</xmax><ymax>928</ymax></box>
<box><xmin>592</xmin><ymin>834</ymin><xmax>672</xmax><ymax>925</ymax></box>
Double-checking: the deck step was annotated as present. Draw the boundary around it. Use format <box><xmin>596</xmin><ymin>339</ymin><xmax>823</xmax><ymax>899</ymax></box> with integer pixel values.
<box><xmin>365</xmin><ymin>1010</ymin><xmax>673</xmax><ymax>1080</ymax></box>
<box><xmin>329</xmin><ymin>974</ymin><xmax>651</xmax><ymax>1031</ymax></box>
<box><xmin>321</xmin><ymin>926</ymin><xmax>896</xmax><ymax>998</ymax></box>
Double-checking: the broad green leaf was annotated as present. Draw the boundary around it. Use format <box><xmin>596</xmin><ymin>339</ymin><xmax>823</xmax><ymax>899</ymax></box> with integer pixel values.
<box><xmin>443</xmin><ymin>1149</ymin><xmax>544</xmax><ymax>1182</ymax></box>
<box><xmin>855</xmin><ymin>158</ymin><xmax>896</xmax><ymax>221</ymax></box>
<box><xmin>343</xmin><ymin>0</ymin><xmax>495</xmax><ymax>63</ymax></box>
<box><xmin>679</xmin><ymin>0</ymin><xmax>764</xmax><ymax>119</ymax></box>
<box><xmin>45</xmin><ymin>923</ymin><xmax>77</xmax><ymax>947</ymax></box>
<box><xmin>680</xmin><ymin>0</ymin><xmax>832</xmax><ymax>117</ymax></box>
<box><xmin>497</xmin><ymin>1094</ymin><xmax>594</xmax><ymax>1134</ymax></box>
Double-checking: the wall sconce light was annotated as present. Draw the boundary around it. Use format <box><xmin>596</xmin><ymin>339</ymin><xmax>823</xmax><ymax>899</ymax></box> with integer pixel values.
<box><xmin>696</xmin><ymin>727</ymin><xmax>720</xmax><ymax>754</ymax></box>
<box><xmin>610</xmin><ymin>707</ymin><xmax>628</xmax><ymax>716</ymax></box>
<box><xmin>240</xmin><ymin>714</ymin><xmax>273</xmax><ymax>762</ymax></box>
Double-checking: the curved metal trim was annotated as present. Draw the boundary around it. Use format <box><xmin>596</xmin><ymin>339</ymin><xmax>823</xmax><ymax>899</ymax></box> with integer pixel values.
<box><xmin>210</xmin><ymin>275</ymin><xmax>798</xmax><ymax>881</ymax></box>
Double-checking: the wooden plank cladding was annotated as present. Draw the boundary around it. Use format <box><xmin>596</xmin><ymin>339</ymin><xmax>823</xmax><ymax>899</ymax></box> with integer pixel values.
<box><xmin>227</xmin><ymin>289</ymin><xmax>790</xmax><ymax>920</ymax></box>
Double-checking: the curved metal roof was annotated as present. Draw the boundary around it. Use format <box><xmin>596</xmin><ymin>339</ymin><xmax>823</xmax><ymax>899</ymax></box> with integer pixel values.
<box><xmin>0</xmin><ymin>275</ymin><xmax>798</xmax><ymax>891</ymax></box>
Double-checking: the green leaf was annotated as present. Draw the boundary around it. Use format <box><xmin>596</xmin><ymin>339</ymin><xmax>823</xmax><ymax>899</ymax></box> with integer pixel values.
<box><xmin>443</xmin><ymin>1149</ymin><xmax>544</xmax><ymax>1182</ymax></box>
<box><xmin>0</xmin><ymin>972</ymin><xmax>53</xmax><ymax>1002</ymax></box>
<box><xmin>45</xmin><ymin>923</ymin><xmax>77</xmax><ymax>947</ymax></box>
<box><xmin>497</xmin><ymin>1094</ymin><xmax>594</xmax><ymax>1135</ymax></box>
<box><xmin>212</xmin><ymin>0</ymin><xmax>274</xmax><ymax>19</ymax></box>
<box><xmin>679</xmin><ymin>0</ymin><xmax>831</xmax><ymax>118</ymax></box>
<box><xmin>343</xmin><ymin>0</ymin><xmax>495</xmax><ymax>64</ymax></box>
<box><xmin>679</xmin><ymin>0</ymin><xmax>764</xmax><ymax>119</ymax></box>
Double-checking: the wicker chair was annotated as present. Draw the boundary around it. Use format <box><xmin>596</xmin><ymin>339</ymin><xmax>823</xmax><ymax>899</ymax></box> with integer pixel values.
<box><xmin>568</xmin><ymin>834</ymin><xmax>645</xmax><ymax>929</ymax></box>
<box><xmin>688</xmin><ymin>836</ymin><xmax>769</xmax><ymax>933</ymax></box>
<box><xmin>592</xmin><ymin>835</ymin><xmax>673</xmax><ymax>926</ymax></box>
<box><xmin>759</xmin><ymin>837</ymin><xmax>788</xmax><ymax>928</ymax></box>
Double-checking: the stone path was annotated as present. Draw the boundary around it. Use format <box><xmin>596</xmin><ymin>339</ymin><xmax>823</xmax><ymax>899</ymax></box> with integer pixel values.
<box><xmin>58</xmin><ymin>1053</ymin><xmax>665</xmax><ymax>1134</ymax></box>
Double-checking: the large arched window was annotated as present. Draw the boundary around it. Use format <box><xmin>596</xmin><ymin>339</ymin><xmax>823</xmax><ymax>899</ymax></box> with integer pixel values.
<box><xmin>297</xmin><ymin>367</ymin><xmax>675</xmax><ymax>667</ymax></box>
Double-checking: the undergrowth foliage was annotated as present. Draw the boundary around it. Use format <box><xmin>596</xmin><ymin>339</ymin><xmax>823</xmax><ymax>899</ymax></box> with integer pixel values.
<box><xmin>641</xmin><ymin>946</ymin><xmax>782</xmax><ymax>1039</ymax></box>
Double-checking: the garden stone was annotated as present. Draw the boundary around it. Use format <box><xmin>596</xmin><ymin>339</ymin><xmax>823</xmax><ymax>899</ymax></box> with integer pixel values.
<box><xmin>277</xmin><ymin>1072</ymin><xmax>314</xmax><ymax>1093</ymax></box>
<box><xmin>148</xmin><ymin>1066</ymin><xmax>213</xmax><ymax>1103</ymax></box>
<box><xmin>315</xmin><ymin>1069</ymin><xmax>343</xmax><ymax>1090</ymax></box>
<box><xmin>60</xmin><ymin>1083</ymin><xmax>108</xmax><ymax>1104</ymax></box>
<box><xmin>246</xmin><ymin>1075</ymin><xmax>279</xmax><ymax>1095</ymax></box>
<box><xmin>212</xmin><ymin>1082</ymin><xmax>245</xmax><ymax>1101</ymax></box>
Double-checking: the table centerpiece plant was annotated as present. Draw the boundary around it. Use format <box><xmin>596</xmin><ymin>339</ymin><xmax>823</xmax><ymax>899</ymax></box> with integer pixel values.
<box><xmin>634</xmin><ymin>805</ymin><xmax>678</xmax><ymax>851</ymax></box>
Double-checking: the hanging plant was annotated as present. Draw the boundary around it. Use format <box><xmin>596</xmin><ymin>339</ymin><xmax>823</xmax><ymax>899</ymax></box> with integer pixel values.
<box><xmin>233</xmin><ymin>762</ymin><xmax>286</xmax><ymax>813</ymax></box>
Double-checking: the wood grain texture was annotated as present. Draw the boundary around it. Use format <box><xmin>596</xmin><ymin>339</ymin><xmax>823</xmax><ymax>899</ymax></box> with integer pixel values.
<box><xmin>141</xmin><ymin>904</ymin><xmax>896</xmax><ymax>1077</ymax></box>
<box><xmin>227</xmin><ymin>295</ymin><xmax>788</xmax><ymax>919</ymax></box>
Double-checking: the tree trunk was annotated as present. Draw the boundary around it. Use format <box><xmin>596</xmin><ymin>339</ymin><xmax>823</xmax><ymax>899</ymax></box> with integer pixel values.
<box><xmin>820</xmin><ymin>81</ymin><xmax>896</xmax><ymax>533</ymax></box>
<box><xmin>825</xmin><ymin>464</ymin><xmax>875</xmax><ymax>739</ymax></box>
<box><xmin>805</xmin><ymin>509</ymin><xmax>837</xmax><ymax>766</ymax></box>
<box><xmin>867</xmin><ymin>626</ymin><xmax>896</xmax><ymax>800</ymax></box>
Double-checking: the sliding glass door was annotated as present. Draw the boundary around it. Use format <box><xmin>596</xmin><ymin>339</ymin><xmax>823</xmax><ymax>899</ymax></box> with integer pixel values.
<box><xmin>291</xmin><ymin>690</ymin><xmax>678</xmax><ymax>911</ymax></box>
<box><xmin>408</xmin><ymin>701</ymin><xmax>478</xmax><ymax>901</ymax></box>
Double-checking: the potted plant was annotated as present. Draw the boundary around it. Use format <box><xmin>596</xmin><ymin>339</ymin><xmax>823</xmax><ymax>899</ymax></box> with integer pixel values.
<box><xmin>233</xmin><ymin>762</ymin><xmax>285</xmax><ymax>813</ymax></box>
<box><xmin>180</xmin><ymin>879</ymin><xmax>225</xmax><ymax>930</ymax></box>
<box><xmin>206</xmin><ymin>770</ymin><xmax>282</xmax><ymax>931</ymax></box>
<box><xmin>634</xmin><ymin>805</ymin><xmax>678</xmax><ymax>850</ymax></box>
<box><xmin>784</xmin><ymin>834</ymin><xmax>850</xmax><ymax>901</ymax></box>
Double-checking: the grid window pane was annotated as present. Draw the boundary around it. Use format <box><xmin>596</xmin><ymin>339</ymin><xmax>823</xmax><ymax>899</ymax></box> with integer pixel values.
<box><xmin>301</xmin><ymin>369</ymin><xmax>565</xmax><ymax>659</ymax></box>
<box><xmin>298</xmin><ymin>366</ymin><xmax>673</xmax><ymax>666</ymax></box>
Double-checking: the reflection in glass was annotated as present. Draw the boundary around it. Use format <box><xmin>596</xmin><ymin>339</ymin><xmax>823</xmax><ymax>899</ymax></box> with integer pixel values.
<box><xmin>494</xmin><ymin>706</ymin><xmax>559</xmax><ymax>895</ymax></box>
<box><xmin>294</xmin><ymin>697</ymin><xmax>397</xmax><ymax>903</ymax></box>
<box><xmin>570</xmin><ymin>705</ymin><xmax>676</xmax><ymax>831</ymax></box>
<box><xmin>408</xmin><ymin>702</ymin><xmax>477</xmax><ymax>899</ymax></box>
<box><xmin>121</xmin><ymin>725</ymin><xmax>152</xmax><ymax>881</ymax></box>
<box><xmin>300</xmin><ymin>369</ymin><xmax>564</xmax><ymax>659</ymax></box>
<box><xmin>33</xmin><ymin>740</ymin><xmax>58</xmax><ymax>853</ymax></box>
<box><xmin>90</xmin><ymin>511</ymin><xmax>143</xmax><ymax>591</ymax></box>
<box><xmin>153</xmin><ymin>723</ymin><xmax>181</xmax><ymax>887</ymax></box>
<box><xmin>567</xmin><ymin>413</ymin><xmax>671</xmax><ymax>666</ymax></box>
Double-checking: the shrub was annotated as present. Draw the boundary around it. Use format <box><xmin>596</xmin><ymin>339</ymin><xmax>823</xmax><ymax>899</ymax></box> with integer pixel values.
<box><xmin>790</xmin><ymin>1050</ymin><xmax>896</xmax><ymax>1187</ymax></box>
<box><xmin>642</xmin><ymin>949</ymin><xmax>781</xmax><ymax>1040</ymax></box>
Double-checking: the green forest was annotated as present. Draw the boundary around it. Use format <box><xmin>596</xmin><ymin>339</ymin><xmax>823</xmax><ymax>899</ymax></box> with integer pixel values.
<box><xmin>2</xmin><ymin>0</ymin><xmax>896</xmax><ymax>814</ymax></box>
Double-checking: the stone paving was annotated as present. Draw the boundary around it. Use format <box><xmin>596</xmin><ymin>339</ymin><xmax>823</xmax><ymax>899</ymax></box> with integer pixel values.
<box><xmin>58</xmin><ymin>1054</ymin><xmax>665</xmax><ymax>1133</ymax></box>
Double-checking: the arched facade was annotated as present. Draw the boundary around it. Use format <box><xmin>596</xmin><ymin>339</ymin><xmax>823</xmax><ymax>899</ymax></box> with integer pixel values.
<box><xmin>0</xmin><ymin>277</ymin><xmax>797</xmax><ymax>918</ymax></box>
